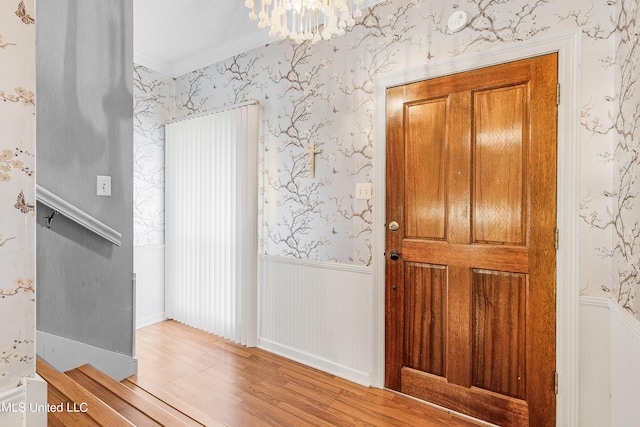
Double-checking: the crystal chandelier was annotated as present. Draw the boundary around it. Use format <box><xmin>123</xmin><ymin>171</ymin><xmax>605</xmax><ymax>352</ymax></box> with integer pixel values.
<box><xmin>245</xmin><ymin>0</ymin><xmax>363</xmax><ymax>44</ymax></box>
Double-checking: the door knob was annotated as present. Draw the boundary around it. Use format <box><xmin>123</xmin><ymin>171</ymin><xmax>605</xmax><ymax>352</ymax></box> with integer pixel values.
<box><xmin>389</xmin><ymin>250</ymin><xmax>401</xmax><ymax>260</ymax></box>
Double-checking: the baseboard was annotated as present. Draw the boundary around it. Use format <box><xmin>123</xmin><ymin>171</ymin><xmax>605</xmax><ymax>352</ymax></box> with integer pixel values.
<box><xmin>136</xmin><ymin>312</ymin><xmax>166</xmax><ymax>329</ymax></box>
<box><xmin>258</xmin><ymin>338</ymin><xmax>372</xmax><ymax>387</ymax></box>
<box><xmin>36</xmin><ymin>330</ymin><xmax>137</xmax><ymax>381</ymax></box>
<box><xmin>0</xmin><ymin>375</ymin><xmax>47</xmax><ymax>426</ymax></box>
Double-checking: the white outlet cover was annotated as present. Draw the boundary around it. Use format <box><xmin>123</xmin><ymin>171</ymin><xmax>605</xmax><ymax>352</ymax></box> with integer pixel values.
<box><xmin>355</xmin><ymin>183</ymin><xmax>372</xmax><ymax>200</ymax></box>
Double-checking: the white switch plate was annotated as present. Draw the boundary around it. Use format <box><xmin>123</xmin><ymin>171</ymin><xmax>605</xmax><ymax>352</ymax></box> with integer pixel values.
<box><xmin>97</xmin><ymin>175</ymin><xmax>111</xmax><ymax>196</ymax></box>
<box><xmin>355</xmin><ymin>183</ymin><xmax>372</xmax><ymax>200</ymax></box>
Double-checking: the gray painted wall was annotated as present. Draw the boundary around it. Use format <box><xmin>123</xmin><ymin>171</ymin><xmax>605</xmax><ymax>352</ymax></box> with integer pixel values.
<box><xmin>36</xmin><ymin>0</ymin><xmax>134</xmax><ymax>356</ymax></box>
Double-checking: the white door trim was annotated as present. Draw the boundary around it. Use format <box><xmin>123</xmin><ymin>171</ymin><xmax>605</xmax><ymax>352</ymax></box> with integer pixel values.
<box><xmin>372</xmin><ymin>29</ymin><xmax>582</xmax><ymax>427</ymax></box>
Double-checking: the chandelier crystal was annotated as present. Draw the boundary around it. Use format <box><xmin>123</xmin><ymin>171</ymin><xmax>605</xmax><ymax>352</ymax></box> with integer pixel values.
<box><xmin>245</xmin><ymin>0</ymin><xmax>364</xmax><ymax>44</ymax></box>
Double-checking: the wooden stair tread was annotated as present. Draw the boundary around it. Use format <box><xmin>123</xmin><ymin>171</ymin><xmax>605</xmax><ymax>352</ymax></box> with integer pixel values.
<box><xmin>46</xmin><ymin>386</ymin><xmax>101</xmax><ymax>427</ymax></box>
<box><xmin>69</xmin><ymin>364</ymin><xmax>192</xmax><ymax>427</ymax></box>
<box><xmin>65</xmin><ymin>369</ymin><xmax>163</xmax><ymax>426</ymax></box>
<box><xmin>123</xmin><ymin>377</ymin><xmax>225</xmax><ymax>427</ymax></box>
<box><xmin>36</xmin><ymin>357</ymin><xmax>135</xmax><ymax>427</ymax></box>
<box><xmin>121</xmin><ymin>378</ymin><xmax>209</xmax><ymax>426</ymax></box>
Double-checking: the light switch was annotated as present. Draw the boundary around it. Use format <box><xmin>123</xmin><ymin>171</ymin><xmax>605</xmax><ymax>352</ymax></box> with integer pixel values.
<box><xmin>97</xmin><ymin>175</ymin><xmax>111</xmax><ymax>196</ymax></box>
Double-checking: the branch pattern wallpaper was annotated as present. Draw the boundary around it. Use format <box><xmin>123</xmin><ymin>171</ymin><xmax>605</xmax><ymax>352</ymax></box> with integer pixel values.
<box><xmin>0</xmin><ymin>0</ymin><xmax>35</xmax><ymax>392</ymax></box>
<box><xmin>133</xmin><ymin>66</ymin><xmax>173</xmax><ymax>246</ymax></box>
<box><xmin>133</xmin><ymin>0</ymin><xmax>640</xmax><ymax>319</ymax></box>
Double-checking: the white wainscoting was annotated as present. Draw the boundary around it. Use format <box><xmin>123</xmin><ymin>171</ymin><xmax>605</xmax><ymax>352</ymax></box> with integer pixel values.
<box><xmin>609</xmin><ymin>297</ymin><xmax>640</xmax><ymax>426</ymax></box>
<box><xmin>0</xmin><ymin>376</ymin><xmax>47</xmax><ymax>427</ymax></box>
<box><xmin>579</xmin><ymin>297</ymin><xmax>611</xmax><ymax>426</ymax></box>
<box><xmin>259</xmin><ymin>255</ymin><xmax>374</xmax><ymax>386</ymax></box>
<box><xmin>580</xmin><ymin>296</ymin><xmax>640</xmax><ymax>426</ymax></box>
<box><xmin>134</xmin><ymin>245</ymin><xmax>166</xmax><ymax>329</ymax></box>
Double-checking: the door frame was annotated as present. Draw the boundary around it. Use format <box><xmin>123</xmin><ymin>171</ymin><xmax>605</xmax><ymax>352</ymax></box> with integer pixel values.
<box><xmin>372</xmin><ymin>29</ymin><xmax>581</xmax><ymax>426</ymax></box>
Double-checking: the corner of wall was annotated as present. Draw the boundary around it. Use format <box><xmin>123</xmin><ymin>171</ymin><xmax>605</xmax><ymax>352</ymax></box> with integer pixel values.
<box><xmin>36</xmin><ymin>331</ymin><xmax>137</xmax><ymax>382</ymax></box>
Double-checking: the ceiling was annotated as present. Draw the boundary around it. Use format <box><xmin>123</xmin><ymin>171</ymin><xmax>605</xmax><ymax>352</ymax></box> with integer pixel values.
<box><xmin>133</xmin><ymin>0</ymin><xmax>384</xmax><ymax>78</ymax></box>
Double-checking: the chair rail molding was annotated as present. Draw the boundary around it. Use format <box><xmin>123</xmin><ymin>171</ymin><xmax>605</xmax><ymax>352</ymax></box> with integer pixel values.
<box><xmin>36</xmin><ymin>184</ymin><xmax>122</xmax><ymax>246</ymax></box>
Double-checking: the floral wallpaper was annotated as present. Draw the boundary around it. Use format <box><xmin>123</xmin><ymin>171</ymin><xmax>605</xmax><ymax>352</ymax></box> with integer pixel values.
<box><xmin>0</xmin><ymin>0</ymin><xmax>35</xmax><ymax>391</ymax></box>
<box><xmin>133</xmin><ymin>65</ymin><xmax>173</xmax><ymax>246</ymax></box>
<box><xmin>580</xmin><ymin>0</ymin><xmax>640</xmax><ymax>314</ymax></box>
<box><xmin>134</xmin><ymin>0</ymin><xmax>640</xmax><ymax>319</ymax></box>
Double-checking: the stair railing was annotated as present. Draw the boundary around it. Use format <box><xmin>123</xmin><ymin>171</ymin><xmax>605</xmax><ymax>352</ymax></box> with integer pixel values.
<box><xmin>36</xmin><ymin>184</ymin><xmax>122</xmax><ymax>246</ymax></box>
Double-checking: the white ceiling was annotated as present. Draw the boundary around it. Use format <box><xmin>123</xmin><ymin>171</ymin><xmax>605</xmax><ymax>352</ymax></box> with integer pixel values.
<box><xmin>133</xmin><ymin>0</ymin><xmax>384</xmax><ymax>78</ymax></box>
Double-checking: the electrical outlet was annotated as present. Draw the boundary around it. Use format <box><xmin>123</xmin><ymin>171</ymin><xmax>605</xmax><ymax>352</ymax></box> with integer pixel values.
<box><xmin>97</xmin><ymin>175</ymin><xmax>111</xmax><ymax>196</ymax></box>
<box><xmin>355</xmin><ymin>183</ymin><xmax>372</xmax><ymax>200</ymax></box>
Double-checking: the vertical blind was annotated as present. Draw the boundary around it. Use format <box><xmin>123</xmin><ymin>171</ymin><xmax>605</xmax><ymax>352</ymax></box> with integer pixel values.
<box><xmin>165</xmin><ymin>103</ymin><xmax>259</xmax><ymax>346</ymax></box>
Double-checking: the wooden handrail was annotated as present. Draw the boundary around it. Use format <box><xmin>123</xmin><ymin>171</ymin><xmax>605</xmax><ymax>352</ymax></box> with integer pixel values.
<box><xmin>36</xmin><ymin>184</ymin><xmax>122</xmax><ymax>246</ymax></box>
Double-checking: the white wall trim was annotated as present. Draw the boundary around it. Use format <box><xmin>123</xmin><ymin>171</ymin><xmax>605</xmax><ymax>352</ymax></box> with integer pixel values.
<box><xmin>259</xmin><ymin>338</ymin><xmax>371</xmax><ymax>386</ymax></box>
<box><xmin>579</xmin><ymin>295</ymin><xmax>609</xmax><ymax>308</ymax></box>
<box><xmin>0</xmin><ymin>383</ymin><xmax>27</xmax><ymax>426</ymax></box>
<box><xmin>372</xmin><ymin>29</ymin><xmax>582</xmax><ymax>426</ymax></box>
<box><xmin>36</xmin><ymin>331</ymin><xmax>137</xmax><ymax>381</ymax></box>
<box><xmin>260</xmin><ymin>254</ymin><xmax>372</xmax><ymax>274</ymax></box>
<box><xmin>607</xmin><ymin>296</ymin><xmax>640</xmax><ymax>337</ymax></box>
<box><xmin>0</xmin><ymin>375</ymin><xmax>47</xmax><ymax>426</ymax></box>
<box><xmin>136</xmin><ymin>313</ymin><xmax>167</xmax><ymax>330</ymax></box>
<box><xmin>135</xmin><ymin>244</ymin><xmax>166</xmax><ymax>251</ymax></box>
<box><xmin>134</xmin><ymin>50</ymin><xmax>174</xmax><ymax>77</ymax></box>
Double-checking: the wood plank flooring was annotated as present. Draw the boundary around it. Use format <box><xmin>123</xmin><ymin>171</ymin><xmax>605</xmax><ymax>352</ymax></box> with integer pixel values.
<box><xmin>129</xmin><ymin>320</ymin><xmax>488</xmax><ymax>427</ymax></box>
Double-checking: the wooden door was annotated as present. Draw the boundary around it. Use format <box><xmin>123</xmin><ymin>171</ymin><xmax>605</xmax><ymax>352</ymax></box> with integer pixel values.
<box><xmin>385</xmin><ymin>54</ymin><xmax>558</xmax><ymax>427</ymax></box>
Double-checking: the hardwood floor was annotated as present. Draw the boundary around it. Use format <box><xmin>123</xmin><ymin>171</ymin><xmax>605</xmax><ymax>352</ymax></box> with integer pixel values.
<box><xmin>129</xmin><ymin>320</ymin><xmax>489</xmax><ymax>427</ymax></box>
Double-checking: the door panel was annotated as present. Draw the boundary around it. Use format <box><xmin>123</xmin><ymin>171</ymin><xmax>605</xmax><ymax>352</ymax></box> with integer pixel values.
<box><xmin>472</xmin><ymin>269</ymin><xmax>527</xmax><ymax>399</ymax></box>
<box><xmin>405</xmin><ymin>99</ymin><xmax>447</xmax><ymax>240</ymax></box>
<box><xmin>474</xmin><ymin>86</ymin><xmax>527</xmax><ymax>245</ymax></box>
<box><xmin>385</xmin><ymin>54</ymin><xmax>558</xmax><ymax>427</ymax></box>
<box><xmin>404</xmin><ymin>262</ymin><xmax>447</xmax><ymax>376</ymax></box>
